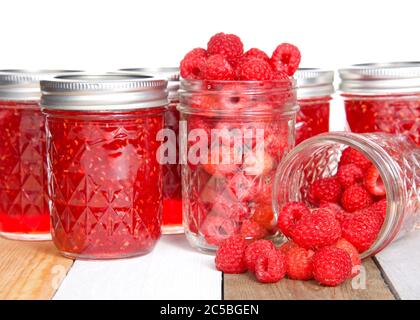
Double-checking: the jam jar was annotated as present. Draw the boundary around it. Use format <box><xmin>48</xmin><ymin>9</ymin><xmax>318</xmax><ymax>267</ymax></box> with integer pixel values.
<box><xmin>295</xmin><ymin>68</ymin><xmax>334</xmax><ymax>144</ymax></box>
<box><xmin>339</xmin><ymin>62</ymin><xmax>420</xmax><ymax>146</ymax></box>
<box><xmin>41</xmin><ymin>74</ymin><xmax>167</xmax><ymax>259</ymax></box>
<box><xmin>178</xmin><ymin>79</ymin><xmax>298</xmax><ymax>253</ymax></box>
<box><xmin>118</xmin><ymin>68</ymin><xmax>183</xmax><ymax>234</ymax></box>
<box><xmin>273</xmin><ymin>132</ymin><xmax>420</xmax><ymax>258</ymax></box>
<box><xmin>0</xmin><ymin>69</ymin><xmax>80</xmax><ymax>241</ymax></box>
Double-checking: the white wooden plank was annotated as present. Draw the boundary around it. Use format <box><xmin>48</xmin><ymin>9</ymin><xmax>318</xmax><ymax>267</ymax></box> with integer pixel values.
<box><xmin>375</xmin><ymin>231</ymin><xmax>420</xmax><ymax>300</ymax></box>
<box><xmin>53</xmin><ymin>235</ymin><xmax>221</xmax><ymax>300</ymax></box>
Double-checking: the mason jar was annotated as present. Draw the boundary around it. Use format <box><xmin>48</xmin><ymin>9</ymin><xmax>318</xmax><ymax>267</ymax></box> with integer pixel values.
<box><xmin>339</xmin><ymin>62</ymin><xmax>420</xmax><ymax>146</ymax></box>
<box><xmin>41</xmin><ymin>74</ymin><xmax>167</xmax><ymax>259</ymax></box>
<box><xmin>178</xmin><ymin>79</ymin><xmax>298</xmax><ymax>253</ymax></box>
<box><xmin>118</xmin><ymin>68</ymin><xmax>183</xmax><ymax>234</ymax></box>
<box><xmin>273</xmin><ymin>132</ymin><xmax>420</xmax><ymax>258</ymax></box>
<box><xmin>0</xmin><ymin>69</ymin><xmax>80</xmax><ymax>241</ymax></box>
<box><xmin>295</xmin><ymin>68</ymin><xmax>334</xmax><ymax>144</ymax></box>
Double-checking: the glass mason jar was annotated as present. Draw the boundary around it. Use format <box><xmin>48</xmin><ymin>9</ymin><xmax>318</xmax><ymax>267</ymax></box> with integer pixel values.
<box><xmin>295</xmin><ymin>68</ymin><xmax>334</xmax><ymax>144</ymax></box>
<box><xmin>118</xmin><ymin>68</ymin><xmax>183</xmax><ymax>234</ymax></box>
<box><xmin>41</xmin><ymin>74</ymin><xmax>167</xmax><ymax>259</ymax></box>
<box><xmin>339</xmin><ymin>62</ymin><xmax>420</xmax><ymax>146</ymax></box>
<box><xmin>178</xmin><ymin>79</ymin><xmax>298</xmax><ymax>253</ymax></box>
<box><xmin>0</xmin><ymin>69</ymin><xmax>80</xmax><ymax>241</ymax></box>
<box><xmin>273</xmin><ymin>132</ymin><xmax>420</xmax><ymax>258</ymax></box>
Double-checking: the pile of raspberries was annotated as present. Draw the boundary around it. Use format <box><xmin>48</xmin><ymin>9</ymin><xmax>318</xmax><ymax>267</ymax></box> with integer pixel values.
<box><xmin>216</xmin><ymin>147</ymin><xmax>387</xmax><ymax>286</ymax></box>
<box><xmin>180</xmin><ymin>32</ymin><xmax>301</xmax><ymax>81</ymax></box>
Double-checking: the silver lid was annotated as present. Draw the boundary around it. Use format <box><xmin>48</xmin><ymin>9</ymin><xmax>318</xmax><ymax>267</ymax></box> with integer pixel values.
<box><xmin>41</xmin><ymin>74</ymin><xmax>168</xmax><ymax>111</ymax></box>
<box><xmin>0</xmin><ymin>69</ymin><xmax>82</xmax><ymax>101</ymax></box>
<box><xmin>339</xmin><ymin>61</ymin><xmax>420</xmax><ymax>94</ymax></box>
<box><xmin>295</xmin><ymin>68</ymin><xmax>334</xmax><ymax>99</ymax></box>
<box><xmin>117</xmin><ymin>67</ymin><xmax>179</xmax><ymax>101</ymax></box>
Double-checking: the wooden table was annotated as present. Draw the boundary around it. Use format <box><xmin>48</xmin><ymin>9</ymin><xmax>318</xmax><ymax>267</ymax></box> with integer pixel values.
<box><xmin>1</xmin><ymin>232</ymin><xmax>419</xmax><ymax>300</ymax></box>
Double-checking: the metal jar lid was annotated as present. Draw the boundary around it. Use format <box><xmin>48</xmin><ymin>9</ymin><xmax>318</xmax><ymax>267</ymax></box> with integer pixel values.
<box><xmin>295</xmin><ymin>68</ymin><xmax>334</xmax><ymax>99</ymax></box>
<box><xmin>41</xmin><ymin>74</ymin><xmax>168</xmax><ymax>111</ymax></box>
<box><xmin>117</xmin><ymin>67</ymin><xmax>179</xmax><ymax>101</ymax></box>
<box><xmin>0</xmin><ymin>69</ymin><xmax>82</xmax><ymax>101</ymax></box>
<box><xmin>339</xmin><ymin>61</ymin><xmax>420</xmax><ymax>95</ymax></box>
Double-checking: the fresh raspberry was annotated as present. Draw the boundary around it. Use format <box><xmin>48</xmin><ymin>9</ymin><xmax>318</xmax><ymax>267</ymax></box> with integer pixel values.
<box><xmin>335</xmin><ymin>238</ymin><xmax>361</xmax><ymax>277</ymax></box>
<box><xmin>252</xmin><ymin>205</ymin><xmax>275</xmax><ymax>231</ymax></box>
<box><xmin>319</xmin><ymin>202</ymin><xmax>350</xmax><ymax>224</ymax></box>
<box><xmin>285</xmin><ymin>246</ymin><xmax>314</xmax><ymax>280</ymax></box>
<box><xmin>207</xmin><ymin>32</ymin><xmax>244</xmax><ymax>67</ymax></box>
<box><xmin>271</xmin><ymin>43</ymin><xmax>301</xmax><ymax>76</ymax></box>
<box><xmin>255</xmin><ymin>250</ymin><xmax>286</xmax><ymax>283</ymax></box>
<box><xmin>272</xmin><ymin>71</ymin><xmax>289</xmax><ymax>80</ymax></box>
<box><xmin>240</xmin><ymin>219</ymin><xmax>268</xmax><ymax>241</ymax></box>
<box><xmin>339</xmin><ymin>147</ymin><xmax>372</xmax><ymax>171</ymax></box>
<box><xmin>337</xmin><ymin>164</ymin><xmax>364</xmax><ymax>189</ymax></box>
<box><xmin>215</xmin><ymin>236</ymin><xmax>248</xmax><ymax>273</ymax></box>
<box><xmin>307</xmin><ymin>177</ymin><xmax>342</xmax><ymax>206</ymax></box>
<box><xmin>278</xmin><ymin>240</ymin><xmax>299</xmax><ymax>256</ymax></box>
<box><xmin>364</xmin><ymin>165</ymin><xmax>386</xmax><ymax>197</ymax></box>
<box><xmin>291</xmin><ymin>208</ymin><xmax>342</xmax><ymax>250</ymax></box>
<box><xmin>243</xmin><ymin>48</ymin><xmax>270</xmax><ymax>62</ymax></box>
<box><xmin>312</xmin><ymin>246</ymin><xmax>352</xmax><ymax>286</ymax></box>
<box><xmin>180</xmin><ymin>48</ymin><xmax>208</xmax><ymax>80</ymax></box>
<box><xmin>341</xmin><ymin>208</ymin><xmax>383</xmax><ymax>252</ymax></box>
<box><xmin>202</xmin><ymin>54</ymin><xmax>235</xmax><ymax>80</ymax></box>
<box><xmin>370</xmin><ymin>198</ymin><xmax>387</xmax><ymax>222</ymax></box>
<box><xmin>277</xmin><ymin>202</ymin><xmax>310</xmax><ymax>237</ymax></box>
<box><xmin>237</xmin><ymin>58</ymin><xmax>273</xmax><ymax>81</ymax></box>
<box><xmin>244</xmin><ymin>239</ymin><xmax>276</xmax><ymax>273</ymax></box>
<box><xmin>201</xmin><ymin>215</ymin><xmax>239</xmax><ymax>246</ymax></box>
<box><xmin>341</xmin><ymin>184</ymin><xmax>373</xmax><ymax>213</ymax></box>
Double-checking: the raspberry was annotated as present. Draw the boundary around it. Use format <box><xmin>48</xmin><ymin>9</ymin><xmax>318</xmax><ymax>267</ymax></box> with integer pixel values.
<box><xmin>255</xmin><ymin>250</ymin><xmax>286</xmax><ymax>283</ymax></box>
<box><xmin>207</xmin><ymin>32</ymin><xmax>244</xmax><ymax>67</ymax></box>
<box><xmin>364</xmin><ymin>165</ymin><xmax>386</xmax><ymax>197</ymax></box>
<box><xmin>339</xmin><ymin>147</ymin><xmax>372</xmax><ymax>171</ymax></box>
<box><xmin>272</xmin><ymin>71</ymin><xmax>289</xmax><ymax>80</ymax></box>
<box><xmin>271</xmin><ymin>43</ymin><xmax>301</xmax><ymax>76</ymax></box>
<box><xmin>244</xmin><ymin>239</ymin><xmax>276</xmax><ymax>273</ymax></box>
<box><xmin>291</xmin><ymin>208</ymin><xmax>342</xmax><ymax>250</ymax></box>
<box><xmin>341</xmin><ymin>184</ymin><xmax>373</xmax><ymax>213</ymax></box>
<box><xmin>180</xmin><ymin>48</ymin><xmax>208</xmax><ymax>80</ymax></box>
<box><xmin>201</xmin><ymin>215</ymin><xmax>239</xmax><ymax>246</ymax></box>
<box><xmin>227</xmin><ymin>173</ymin><xmax>258</xmax><ymax>202</ymax></box>
<box><xmin>337</xmin><ymin>164</ymin><xmax>364</xmax><ymax>189</ymax></box>
<box><xmin>341</xmin><ymin>208</ymin><xmax>383</xmax><ymax>252</ymax></box>
<box><xmin>240</xmin><ymin>219</ymin><xmax>268</xmax><ymax>241</ymax></box>
<box><xmin>370</xmin><ymin>198</ymin><xmax>387</xmax><ymax>222</ymax></box>
<box><xmin>252</xmin><ymin>205</ymin><xmax>275</xmax><ymax>231</ymax></box>
<box><xmin>312</xmin><ymin>246</ymin><xmax>352</xmax><ymax>286</ymax></box>
<box><xmin>243</xmin><ymin>48</ymin><xmax>270</xmax><ymax>62</ymax></box>
<box><xmin>319</xmin><ymin>202</ymin><xmax>350</xmax><ymax>224</ymax></box>
<box><xmin>237</xmin><ymin>58</ymin><xmax>273</xmax><ymax>81</ymax></box>
<box><xmin>285</xmin><ymin>246</ymin><xmax>314</xmax><ymax>280</ymax></box>
<box><xmin>307</xmin><ymin>177</ymin><xmax>342</xmax><ymax>205</ymax></box>
<box><xmin>278</xmin><ymin>240</ymin><xmax>299</xmax><ymax>255</ymax></box>
<box><xmin>215</xmin><ymin>236</ymin><xmax>248</xmax><ymax>273</ymax></box>
<box><xmin>277</xmin><ymin>202</ymin><xmax>310</xmax><ymax>237</ymax></box>
<box><xmin>335</xmin><ymin>238</ymin><xmax>361</xmax><ymax>277</ymax></box>
<box><xmin>202</xmin><ymin>54</ymin><xmax>235</xmax><ymax>80</ymax></box>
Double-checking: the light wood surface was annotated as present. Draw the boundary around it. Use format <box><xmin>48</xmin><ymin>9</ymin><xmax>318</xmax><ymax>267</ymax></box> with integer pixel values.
<box><xmin>0</xmin><ymin>238</ymin><xmax>73</xmax><ymax>300</ymax></box>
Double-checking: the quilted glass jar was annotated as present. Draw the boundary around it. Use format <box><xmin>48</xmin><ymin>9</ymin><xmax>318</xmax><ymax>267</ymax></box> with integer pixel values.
<box><xmin>178</xmin><ymin>79</ymin><xmax>298</xmax><ymax>253</ymax></box>
<box><xmin>339</xmin><ymin>62</ymin><xmax>420</xmax><ymax>146</ymax></box>
<box><xmin>41</xmin><ymin>74</ymin><xmax>167</xmax><ymax>259</ymax></box>
<box><xmin>274</xmin><ymin>132</ymin><xmax>420</xmax><ymax>258</ymax></box>
<box><xmin>0</xmin><ymin>69</ymin><xmax>79</xmax><ymax>241</ymax></box>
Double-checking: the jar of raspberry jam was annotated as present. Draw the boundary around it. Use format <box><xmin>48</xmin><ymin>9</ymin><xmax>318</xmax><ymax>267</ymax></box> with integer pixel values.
<box><xmin>178</xmin><ymin>79</ymin><xmax>298</xmax><ymax>252</ymax></box>
<box><xmin>41</xmin><ymin>74</ymin><xmax>168</xmax><ymax>259</ymax></box>
<box><xmin>295</xmin><ymin>68</ymin><xmax>334</xmax><ymax>144</ymax></box>
<box><xmin>273</xmin><ymin>132</ymin><xmax>420</xmax><ymax>258</ymax></box>
<box><xmin>119</xmin><ymin>68</ymin><xmax>183</xmax><ymax>234</ymax></box>
<box><xmin>0</xmin><ymin>69</ymin><xmax>80</xmax><ymax>241</ymax></box>
<box><xmin>339</xmin><ymin>62</ymin><xmax>420</xmax><ymax>146</ymax></box>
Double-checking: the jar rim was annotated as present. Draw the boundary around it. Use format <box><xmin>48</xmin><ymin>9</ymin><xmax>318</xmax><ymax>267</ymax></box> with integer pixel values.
<box><xmin>295</xmin><ymin>68</ymin><xmax>335</xmax><ymax>99</ymax></box>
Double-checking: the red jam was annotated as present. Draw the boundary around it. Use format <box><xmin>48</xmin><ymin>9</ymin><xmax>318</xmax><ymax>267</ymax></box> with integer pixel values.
<box><xmin>0</xmin><ymin>100</ymin><xmax>50</xmax><ymax>238</ymax></box>
<box><xmin>296</xmin><ymin>97</ymin><xmax>330</xmax><ymax>144</ymax></box>
<box><xmin>45</xmin><ymin>108</ymin><xmax>164</xmax><ymax>259</ymax></box>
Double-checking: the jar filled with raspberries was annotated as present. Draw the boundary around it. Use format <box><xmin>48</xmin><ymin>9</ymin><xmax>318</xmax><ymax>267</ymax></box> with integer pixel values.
<box><xmin>339</xmin><ymin>62</ymin><xmax>420</xmax><ymax>146</ymax></box>
<box><xmin>295</xmin><ymin>68</ymin><xmax>334</xmax><ymax>144</ymax></box>
<box><xmin>178</xmin><ymin>33</ymin><xmax>300</xmax><ymax>252</ymax></box>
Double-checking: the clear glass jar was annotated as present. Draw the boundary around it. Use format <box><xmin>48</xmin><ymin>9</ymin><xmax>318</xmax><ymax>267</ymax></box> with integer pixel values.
<box><xmin>273</xmin><ymin>132</ymin><xmax>420</xmax><ymax>258</ymax></box>
<box><xmin>41</xmin><ymin>74</ymin><xmax>167</xmax><ymax>259</ymax></box>
<box><xmin>0</xmin><ymin>69</ymin><xmax>80</xmax><ymax>241</ymax></box>
<box><xmin>295</xmin><ymin>68</ymin><xmax>334</xmax><ymax>144</ymax></box>
<box><xmin>339</xmin><ymin>62</ymin><xmax>420</xmax><ymax>146</ymax></box>
<box><xmin>119</xmin><ymin>68</ymin><xmax>183</xmax><ymax>234</ymax></box>
<box><xmin>178</xmin><ymin>79</ymin><xmax>298</xmax><ymax>253</ymax></box>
